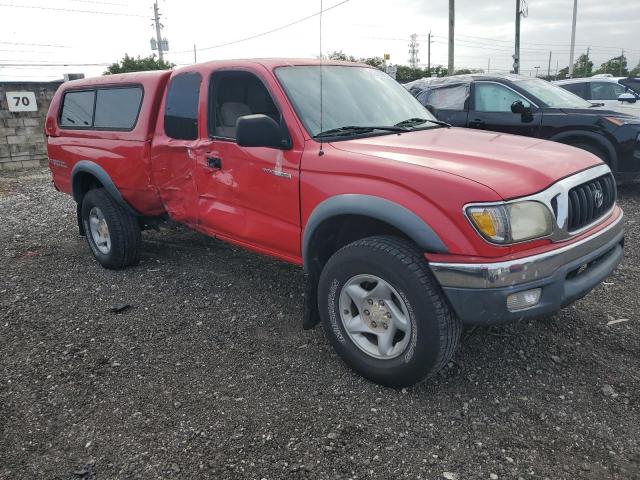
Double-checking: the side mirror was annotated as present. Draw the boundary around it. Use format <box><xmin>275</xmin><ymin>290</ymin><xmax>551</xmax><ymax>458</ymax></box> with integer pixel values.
<box><xmin>236</xmin><ymin>114</ymin><xmax>290</xmax><ymax>149</ymax></box>
<box><xmin>618</xmin><ymin>93</ymin><xmax>637</xmax><ymax>104</ymax></box>
<box><xmin>511</xmin><ymin>100</ymin><xmax>533</xmax><ymax>122</ymax></box>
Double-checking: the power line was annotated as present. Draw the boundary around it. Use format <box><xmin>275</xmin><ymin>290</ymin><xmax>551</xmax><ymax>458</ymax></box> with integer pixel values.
<box><xmin>170</xmin><ymin>0</ymin><xmax>351</xmax><ymax>54</ymax></box>
<box><xmin>0</xmin><ymin>3</ymin><xmax>147</xmax><ymax>17</ymax></box>
<box><xmin>0</xmin><ymin>62</ymin><xmax>111</xmax><ymax>67</ymax></box>
<box><xmin>0</xmin><ymin>40</ymin><xmax>71</xmax><ymax>48</ymax></box>
<box><xmin>71</xmin><ymin>0</ymin><xmax>128</xmax><ymax>5</ymax></box>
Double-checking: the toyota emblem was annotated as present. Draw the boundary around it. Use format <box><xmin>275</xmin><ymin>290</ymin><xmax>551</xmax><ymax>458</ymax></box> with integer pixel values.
<box><xmin>593</xmin><ymin>187</ymin><xmax>604</xmax><ymax>208</ymax></box>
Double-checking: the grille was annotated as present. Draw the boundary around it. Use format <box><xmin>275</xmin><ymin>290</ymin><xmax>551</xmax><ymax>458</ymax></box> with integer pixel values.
<box><xmin>567</xmin><ymin>173</ymin><xmax>616</xmax><ymax>232</ymax></box>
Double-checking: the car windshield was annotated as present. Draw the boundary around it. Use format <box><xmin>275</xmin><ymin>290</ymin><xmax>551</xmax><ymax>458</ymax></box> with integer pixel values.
<box><xmin>620</xmin><ymin>78</ymin><xmax>640</xmax><ymax>96</ymax></box>
<box><xmin>516</xmin><ymin>78</ymin><xmax>594</xmax><ymax>108</ymax></box>
<box><xmin>275</xmin><ymin>65</ymin><xmax>437</xmax><ymax>137</ymax></box>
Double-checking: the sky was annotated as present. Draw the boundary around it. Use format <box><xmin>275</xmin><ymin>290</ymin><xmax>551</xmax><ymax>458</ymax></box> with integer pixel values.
<box><xmin>0</xmin><ymin>0</ymin><xmax>639</xmax><ymax>82</ymax></box>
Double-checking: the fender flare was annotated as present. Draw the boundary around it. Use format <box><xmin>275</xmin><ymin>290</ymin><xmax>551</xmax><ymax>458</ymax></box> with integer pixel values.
<box><xmin>302</xmin><ymin>194</ymin><xmax>448</xmax><ymax>268</ymax></box>
<box><xmin>71</xmin><ymin>160</ymin><xmax>140</xmax><ymax>216</ymax></box>
<box><xmin>549</xmin><ymin>130</ymin><xmax>618</xmax><ymax>171</ymax></box>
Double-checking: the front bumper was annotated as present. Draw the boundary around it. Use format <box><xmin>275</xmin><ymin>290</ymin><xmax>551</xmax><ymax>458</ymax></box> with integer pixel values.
<box><xmin>430</xmin><ymin>213</ymin><xmax>624</xmax><ymax>325</ymax></box>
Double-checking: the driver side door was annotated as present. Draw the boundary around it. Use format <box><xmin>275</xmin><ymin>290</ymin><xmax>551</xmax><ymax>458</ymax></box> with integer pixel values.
<box><xmin>468</xmin><ymin>81</ymin><xmax>542</xmax><ymax>137</ymax></box>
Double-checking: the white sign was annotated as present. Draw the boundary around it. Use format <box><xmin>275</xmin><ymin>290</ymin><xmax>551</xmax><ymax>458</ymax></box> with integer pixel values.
<box><xmin>5</xmin><ymin>91</ymin><xmax>38</xmax><ymax>112</ymax></box>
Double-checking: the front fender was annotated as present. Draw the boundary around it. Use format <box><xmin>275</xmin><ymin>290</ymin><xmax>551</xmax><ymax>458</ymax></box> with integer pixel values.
<box><xmin>302</xmin><ymin>194</ymin><xmax>448</xmax><ymax>267</ymax></box>
<box><xmin>549</xmin><ymin>130</ymin><xmax>618</xmax><ymax>171</ymax></box>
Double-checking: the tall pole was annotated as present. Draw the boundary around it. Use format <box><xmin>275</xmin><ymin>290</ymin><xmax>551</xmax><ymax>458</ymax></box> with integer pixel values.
<box><xmin>448</xmin><ymin>0</ymin><xmax>455</xmax><ymax>76</ymax></box>
<box><xmin>620</xmin><ymin>49</ymin><xmax>624</xmax><ymax>76</ymax></box>
<box><xmin>153</xmin><ymin>1</ymin><xmax>163</xmax><ymax>62</ymax></box>
<box><xmin>514</xmin><ymin>0</ymin><xmax>521</xmax><ymax>74</ymax></box>
<box><xmin>568</xmin><ymin>0</ymin><xmax>577</xmax><ymax>77</ymax></box>
<box><xmin>547</xmin><ymin>51</ymin><xmax>552</xmax><ymax>79</ymax></box>
<box><xmin>427</xmin><ymin>31</ymin><xmax>431</xmax><ymax>77</ymax></box>
<box><xmin>193</xmin><ymin>44</ymin><xmax>197</xmax><ymax>63</ymax></box>
<box><xmin>487</xmin><ymin>58</ymin><xmax>490</xmax><ymax>74</ymax></box>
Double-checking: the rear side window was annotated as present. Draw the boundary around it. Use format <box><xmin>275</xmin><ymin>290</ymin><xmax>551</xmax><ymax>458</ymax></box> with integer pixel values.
<box><xmin>560</xmin><ymin>82</ymin><xmax>588</xmax><ymax>99</ymax></box>
<box><xmin>164</xmin><ymin>72</ymin><xmax>201</xmax><ymax>140</ymax></box>
<box><xmin>60</xmin><ymin>90</ymin><xmax>95</xmax><ymax>127</ymax></box>
<box><xmin>94</xmin><ymin>87</ymin><xmax>143</xmax><ymax>129</ymax></box>
<box><xmin>59</xmin><ymin>86</ymin><xmax>143</xmax><ymax>130</ymax></box>
<box><xmin>425</xmin><ymin>84</ymin><xmax>469</xmax><ymax>111</ymax></box>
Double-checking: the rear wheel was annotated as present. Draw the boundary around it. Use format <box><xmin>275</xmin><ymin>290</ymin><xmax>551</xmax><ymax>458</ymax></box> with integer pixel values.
<box><xmin>81</xmin><ymin>188</ymin><xmax>141</xmax><ymax>269</ymax></box>
<box><xmin>318</xmin><ymin>236</ymin><xmax>460</xmax><ymax>387</ymax></box>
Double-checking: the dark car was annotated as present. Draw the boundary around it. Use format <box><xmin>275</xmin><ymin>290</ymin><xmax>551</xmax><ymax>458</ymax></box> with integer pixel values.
<box><xmin>406</xmin><ymin>74</ymin><xmax>640</xmax><ymax>181</ymax></box>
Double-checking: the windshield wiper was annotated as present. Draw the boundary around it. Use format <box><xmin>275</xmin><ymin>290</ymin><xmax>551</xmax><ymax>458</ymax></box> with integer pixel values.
<box><xmin>589</xmin><ymin>102</ymin><xmax>605</xmax><ymax>108</ymax></box>
<box><xmin>314</xmin><ymin>125</ymin><xmax>408</xmax><ymax>138</ymax></box>
<box><xmin>395</xmin><ymin>117</ymin><xmax>451</xmax><ymax>128</ymax></box>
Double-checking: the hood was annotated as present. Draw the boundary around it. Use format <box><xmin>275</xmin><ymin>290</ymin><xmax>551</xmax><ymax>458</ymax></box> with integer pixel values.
<box><xmin>331</xmin><ymin>127</ymin><xmax>602</xmax><ymax>200</ymax></box>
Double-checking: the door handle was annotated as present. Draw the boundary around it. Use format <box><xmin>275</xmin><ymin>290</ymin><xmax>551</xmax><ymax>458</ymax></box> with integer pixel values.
<box><xmin>207</xmin><ymin>157</ymin><xmax>222</xmax><ymax>169</ymax></box>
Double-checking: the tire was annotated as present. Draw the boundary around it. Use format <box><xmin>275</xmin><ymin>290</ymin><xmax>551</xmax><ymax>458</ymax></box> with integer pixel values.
<box><xmin>80</xmin><ymin>188</ymin><xmax>141</xmax><ymax>269</ymax></box>
<box><xmin>318</xmin><ymin>235</ymin><xmax>460</xmax><ymax>387</ymax></box>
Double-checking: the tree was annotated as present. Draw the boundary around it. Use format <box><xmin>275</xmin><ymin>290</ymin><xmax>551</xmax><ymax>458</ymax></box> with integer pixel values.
<box><xmin>105</xmin><ymin>54</ymin><xmax>174</xmax><ymax>74</ymax></box>
<box><xmin>630</xmin><ymin>61</ymin><xmax>640</xmax><ymax>77</ymax></box>
<box><xmin>555</xmin><ymin>66</ymin><xmax>570</xmax><ymax>80</ymax></box>
<box><xmin>573</xmin><ymin>54</ymin><xmax>593</xmax><ymax>78</ymax></box>
<box><xmin>594</xmin><ymin>55</ymin><xmax>628</xmax><ymax>77</ymax></box>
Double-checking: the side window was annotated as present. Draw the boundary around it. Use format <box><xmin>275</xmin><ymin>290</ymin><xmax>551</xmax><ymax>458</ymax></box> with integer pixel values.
<box><xmin>209</xmin><ymin>71</ymin><xmax>279</xmax><ymax>139</ymax></box>
<box><xmin>425</xmin><ymin>84</ymin><xmax>469</xmax><ymax>111</ymax></box>
<box><xmin>561</xmin><ymin>82</ymin><xmax>588</xmax><ymax>99</ymax></box>
<box><xmin>164</xmin><ymin>72</ymin><xmax>202</xmax><ymax>140</ymax></box>
<box><xmin>60</xmin><ymin>90</ymin><xmax>95</xmax><ymax>127</ymax></box>
<box><xmin>590</xmin><ymin>82</ymin><xmax>626</xmax><ymax>100</ymax></box>
<box><xmin>474</xmin><ymin>83</ymin><xmax>530</xmax><ymax>112</ymax></box>
<box><xmin>94</xmin><ymin>87</ymin><xmax>143</xmax><ymax>129</ymax></box>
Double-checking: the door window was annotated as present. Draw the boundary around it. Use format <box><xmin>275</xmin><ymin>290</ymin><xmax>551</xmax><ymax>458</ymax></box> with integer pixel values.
<box><xmin>208</xmin><ymin>71</ymin><xmax>280</xmax><ymax>140</ymax></box>
<box><xmin>590</xmin><ymin>82</ymin><xmax>626</xmax><ymax>100</ymax></box>
<box><xmin>474</xmin><ymin>82</ymin><xmax>530</xmax><ymax>112</ymax></box>
<box><xmin>164</xmin><ymin>72</ymin><xmax>202</xmax><ymax>140</ymax></box>
<box><xmin>60</xmin><ymin>90</ymin><xmax>95</xmax><ymax>127</ymax></box>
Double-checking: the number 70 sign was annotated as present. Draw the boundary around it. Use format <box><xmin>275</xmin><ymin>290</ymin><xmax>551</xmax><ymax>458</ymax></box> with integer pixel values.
<box><xmin>5</xmin><ymin>91</ymin><xmax>38</xmax><ymax>112</ymax></box>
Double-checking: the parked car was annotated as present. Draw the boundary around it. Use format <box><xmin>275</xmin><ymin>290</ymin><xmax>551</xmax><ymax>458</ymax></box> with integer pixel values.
<box><xmin>555</xmin><ymin>75</ymin><xmax>640</xmax><ymax>117</ymax></box>
<box><xmin>46</xmin><ymin>60</ymin><xmax>623</xmax><ymax>387</ymax></box>
<box><xmin>406</xmin><ymin>74</ymin><xmax>640</xmax><ymax>181</ymax></box>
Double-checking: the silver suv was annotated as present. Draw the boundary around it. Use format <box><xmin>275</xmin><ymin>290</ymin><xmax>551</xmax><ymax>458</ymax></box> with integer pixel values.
<box><xmin>554</xmin><ymin>75</ymin><xmax>640</xmax><ymax>117</ymax></box>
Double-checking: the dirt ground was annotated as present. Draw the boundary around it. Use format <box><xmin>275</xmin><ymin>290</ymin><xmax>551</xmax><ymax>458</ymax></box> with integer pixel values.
<box><xmin>1</xmin><ymin>169</ymin><xmax>638</xmax><ymax>480</ymax></box>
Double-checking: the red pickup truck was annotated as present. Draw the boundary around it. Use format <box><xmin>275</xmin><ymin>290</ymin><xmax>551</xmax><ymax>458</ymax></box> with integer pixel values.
<box><xmin>46</xmin><ymin>59</ymin><xmax>624</xmax><ymax>387</ymax></box>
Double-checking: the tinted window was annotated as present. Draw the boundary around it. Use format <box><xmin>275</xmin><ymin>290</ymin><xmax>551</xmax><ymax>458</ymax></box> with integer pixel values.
<box><xmin>474</xmin><ymin>83</ymin><xmax>530</xmax><ymax>112</ymax></box>
<box><xmin>94</xmin><ymin>87</ymin><xmax>143</xmax><ymax>129</ymax></box>
<box><xmin>60</xmin><ymin>90</ymin><xmax>95</xmax><ymax>127</ymax></box>
<box><xmin>590</xmin><ymin>81</ymin><xmax>626</xmax><ymax>100</ymax></box>
<box><xmin>165</xmin><ymin>72</ymin><xmax>201</xmax><ymax>140</ymax></box>
<box><xmin>560</xmin><ymin>82</ymin><xmax>588</xmax><ymax>99</ymax></box>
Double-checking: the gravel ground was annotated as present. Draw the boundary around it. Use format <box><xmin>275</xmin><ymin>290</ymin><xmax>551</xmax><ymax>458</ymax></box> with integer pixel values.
<box><xmin>1</xmin><ymin>169</ymin><xmax>639</xmax><ymax>480</ymax></box>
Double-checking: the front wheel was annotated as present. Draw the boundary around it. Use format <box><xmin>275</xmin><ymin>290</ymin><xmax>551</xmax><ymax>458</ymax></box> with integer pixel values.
<box><xmin>318</xmin><ymin>236</ymin><xmax>460</xmax><ymax>387</ymax></box>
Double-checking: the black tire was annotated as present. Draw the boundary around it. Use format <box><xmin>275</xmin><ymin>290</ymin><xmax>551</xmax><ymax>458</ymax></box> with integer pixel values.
<box><xmin>569</xmin><ymin>141</ymin><xmax>607</xmax><ymax>162</ymax></box>
<box><xmin>81</xmin><ymin>188</ymin><xmax>141</xmax><ymax>269</ymax></box>
<box><xmin>318</xmin><ymin>236</ymin><xmax>460</xmax><ymax>387</ymax></box>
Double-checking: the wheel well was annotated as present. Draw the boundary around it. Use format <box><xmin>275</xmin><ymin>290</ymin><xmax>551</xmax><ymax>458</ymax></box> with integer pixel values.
<box><xmin>305</xmin><ymin>214</ymin><xmax>410</xmax><ymax>277</ymax></box>
<box><xmin>559</xmin><ymin>135</ymin><xmax>609</xmax><ymax>163</ymax></box>
<box><xmin>73</xmin><ymin>171</ymin><xmax>104</xmax><ymax>204</ymax></box>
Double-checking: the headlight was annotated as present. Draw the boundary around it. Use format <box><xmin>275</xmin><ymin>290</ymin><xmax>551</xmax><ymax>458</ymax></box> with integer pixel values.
<box><xmin>466</xmin><ymin>201</ymin><xmax>553</xmax><ymax>244</ymax></box>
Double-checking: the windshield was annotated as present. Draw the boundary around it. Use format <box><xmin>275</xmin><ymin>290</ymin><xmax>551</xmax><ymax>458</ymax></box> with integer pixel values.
<box><xmin>275</xmin><ymin>65</ymin><xmax>436</xmax><ymax>137</ymax></box>
<box><xmin>516</xmin><ymin>78</ymin><xmax>593</xmax><ymax>108</ymax></box>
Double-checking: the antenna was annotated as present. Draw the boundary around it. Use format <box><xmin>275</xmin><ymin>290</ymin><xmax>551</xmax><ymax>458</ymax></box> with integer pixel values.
<box><xmin>318</xmin><ymin>0</ymin><xmax>324</xmax><ymax>156</ymax></box>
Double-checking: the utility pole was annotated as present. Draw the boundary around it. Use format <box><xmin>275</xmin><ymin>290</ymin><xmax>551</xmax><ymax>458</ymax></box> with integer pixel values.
<box><xmin>514</xmin><ymin>0</ymin><xmax>527</xmax><ymax>74</ymax></box>
<box><xmin>487</xmin><ymin>58</ymin><xmax>490</xmax><ymax>74</ymax></box>
<box><xmin>568</xmin><ymin>0</ymin><xmax>577</xmax><ymax>77</ymax></box>
<box><xmin>153</xmin><ymin>1</ymin><xmax>164</xmax><ymax>62</ymax></box>
<box><xmin>427</xmin><ymin>31</ymin><xmax>432</xmax><ymax>77</ymax></box>
<box><xmin>555</xmin><ymin>59</ymin><xmax>559</xmax><ymax>80</ymax></box>
<box><xmin>408</xmin><ymin>34</ymin><xmax>420</xmax><ymax>69</ymax></box>
<box><xmin>620</xmin><ymin>49</ymin><xmax>624</xmax><ymax>76</ymax></box>
<box><xmin>448</xmin><ymin>0</ymin><xmax>455</xmax><ymax>76</ymax></box>
<box><xmin>547</xmin><ymin>51</ymin><xmax>552</xmax><ymax>79</ymax></box>
<box><xmin>193</xmin><ymin>44</ymin><xmax>197</xmax><ymax>63</ymax></box>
